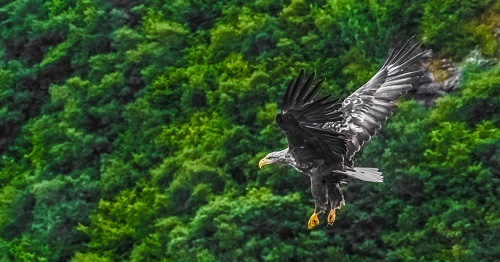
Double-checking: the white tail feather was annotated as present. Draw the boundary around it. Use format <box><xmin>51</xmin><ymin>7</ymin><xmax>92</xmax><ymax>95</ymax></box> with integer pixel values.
<box><xmin>339</xmin><ymin>167</ymin><xmax>383</xmax><ymax>182</ymax></box>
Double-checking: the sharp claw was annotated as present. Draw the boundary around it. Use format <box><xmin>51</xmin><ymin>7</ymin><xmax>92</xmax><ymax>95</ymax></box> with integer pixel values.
<box><xmin>327</xmin><ymin>209</ymin><xmax>336</xmax><ymax>225</ymax></box>
<box><xmin>308</xmin><ymin>212</ymin><xmax>320</xmax><ymax>229</ymax></box>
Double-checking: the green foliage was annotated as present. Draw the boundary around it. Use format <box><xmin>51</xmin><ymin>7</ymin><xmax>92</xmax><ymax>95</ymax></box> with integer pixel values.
<box><xmin>77</xmin><ymin>186</ymin><xmax>159</xmax><ymax>260</ymax></box>
<box><xmin>379</xmin><ymin>63</ymin><xmax>500</xmax><ymax>260</ymax></box>
<box><xmin>0</xmin><ymin>0</ymin><xmax>498</xmax><ymax>261</ymax></box>
<box><xmin>421</xmin><ymin>0</ymin><xmax>499</xmax><ymax>59</ymax></box>
<box><xmin>166</xmin><ymin>187</ymin><xmax>324</xmax><ymax>261</ymax></box>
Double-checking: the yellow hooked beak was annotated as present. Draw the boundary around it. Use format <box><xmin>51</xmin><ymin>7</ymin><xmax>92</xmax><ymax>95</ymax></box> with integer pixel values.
<box><xmin>259</xmin><ymin>158</ymin><xmax>270</xmax><ymax>169</ymax></box>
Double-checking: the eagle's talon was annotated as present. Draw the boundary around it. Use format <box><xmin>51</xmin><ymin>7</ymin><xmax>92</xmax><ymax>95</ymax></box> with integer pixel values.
<box><xmin>327</xmin><ymin>209</ymin><xmax>336</xmax><ymax>225</ymax></box>
<box><xmin>308</xmin><ymin>212</ymin><xmax>320</xmax><ymax>229</ymax></box>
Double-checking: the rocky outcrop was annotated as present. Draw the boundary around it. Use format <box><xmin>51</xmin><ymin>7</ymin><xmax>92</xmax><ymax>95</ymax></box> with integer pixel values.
<box><xmin>412</xmin><ymin>50</ymin><xmax>461</xmax><ymax>106</ymax></box>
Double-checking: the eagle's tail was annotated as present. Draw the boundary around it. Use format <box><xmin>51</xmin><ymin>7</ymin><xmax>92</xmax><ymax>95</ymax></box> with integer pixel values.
<box><xmin>339</xmin><ymin>167</ymin><xmax>383</xmax><ymax>183</ymax></box>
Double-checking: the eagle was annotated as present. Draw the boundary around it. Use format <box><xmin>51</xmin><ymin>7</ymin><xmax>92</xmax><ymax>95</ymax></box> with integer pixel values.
<box><xmin>259</xmin><ymin>37</ymin><xmax>429</xmax><ymax>229</ymax></box>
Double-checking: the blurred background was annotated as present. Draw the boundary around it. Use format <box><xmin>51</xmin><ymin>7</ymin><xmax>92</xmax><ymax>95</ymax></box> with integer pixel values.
<box><xmin>0</xmin><ymin>0</ymin><xmax>499</xmax><ymax>261</ymax></box>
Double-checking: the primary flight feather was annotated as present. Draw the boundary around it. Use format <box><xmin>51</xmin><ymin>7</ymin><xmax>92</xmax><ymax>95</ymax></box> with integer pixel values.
<box><xmin>259</xmin><ymin>37</ymin><xmax>429</xmax><ymax>229</ymax></box>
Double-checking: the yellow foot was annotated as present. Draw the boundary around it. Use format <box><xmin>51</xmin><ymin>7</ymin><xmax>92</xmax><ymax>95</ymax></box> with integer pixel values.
<box><xmin>327</xmin><ymin>209</ymin><xmax>336</xmax><ymax>225</ymax></box>
<box><xmin>308</xmin><ymin>212</ymin><xmax>320</xmax><ymax>229</ymax></box>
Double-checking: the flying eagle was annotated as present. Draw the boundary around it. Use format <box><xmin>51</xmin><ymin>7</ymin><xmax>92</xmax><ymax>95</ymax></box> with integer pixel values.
<box><xmin>259</xmin><ymin>37</ymin><xmax>429</xmax><ymax>229</ymax></box>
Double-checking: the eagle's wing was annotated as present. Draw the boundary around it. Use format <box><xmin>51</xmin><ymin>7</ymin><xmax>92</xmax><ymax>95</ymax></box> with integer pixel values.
<box><xmin>323</xmin><ymin>37</ymin><xmax>429</xmax><ymax>164</ymax></box>
<box><xmin>277</xmin><ymin>70</ymin><xmax>346</xmax><ymax>163</ymax></box>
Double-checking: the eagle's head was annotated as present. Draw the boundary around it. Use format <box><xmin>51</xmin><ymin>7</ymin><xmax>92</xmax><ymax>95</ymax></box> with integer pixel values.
<box><xmin>259</xmin><ymin>149</ymin><xmax>293</xmax><ymax>168</ymax></box>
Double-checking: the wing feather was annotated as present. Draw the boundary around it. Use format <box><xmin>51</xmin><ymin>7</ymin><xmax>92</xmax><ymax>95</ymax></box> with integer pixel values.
<box><xmin>276</xmin><ymin>37</ymin><xmax>428</xmax><ymax>167</ymax></box>
<box><xmin>277</xmin><ymin>70</ymin><xmax>347</xmax><ymax>164</ymax></box>
<box><xmin>322</xmin><ymin>36</ymin><xmax>429</xmax><ymax>162</ymax></box>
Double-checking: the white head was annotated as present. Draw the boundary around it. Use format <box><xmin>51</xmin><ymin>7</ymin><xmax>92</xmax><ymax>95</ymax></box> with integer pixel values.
<box><xmin>258</xmin><ymin>149</ymin><xmax>292</xmax><ymax>168</ymax></box>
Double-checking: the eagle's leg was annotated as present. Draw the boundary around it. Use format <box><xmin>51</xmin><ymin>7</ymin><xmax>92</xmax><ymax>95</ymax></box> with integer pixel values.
<box><xmin>327</xmin><ymin>183</ymin><xmax>345</xmax><ymax>225</ymax></box>
<box><xmin>308</xmin><ymin>176</ymin><xmax>328</xmax><ymax>229</ymax></box>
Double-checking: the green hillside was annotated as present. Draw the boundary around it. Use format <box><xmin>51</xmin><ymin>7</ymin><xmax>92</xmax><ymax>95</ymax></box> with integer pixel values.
<box><xmin>0</xmin><ymin>0</ymin><xmax>499</xmax><ymax>261</ymax></box>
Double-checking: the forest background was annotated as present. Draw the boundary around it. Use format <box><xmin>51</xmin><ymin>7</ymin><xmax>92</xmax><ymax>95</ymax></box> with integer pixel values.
<box><xmin>0</xmin><ymin>0</ymin><xmax>499</xmax><ymax>261</ymax></box>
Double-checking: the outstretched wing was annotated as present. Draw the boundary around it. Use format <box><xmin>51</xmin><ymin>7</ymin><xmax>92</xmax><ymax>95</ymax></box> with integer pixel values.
<box><xmin>323</xmin><ymin>37</ymin><xmax>429</xmax><ymax>164</ymax></box>
<box><xmin>277</xmin><ymin>70</ymin><xmax>346</xmax><ymax>164</ymax></box>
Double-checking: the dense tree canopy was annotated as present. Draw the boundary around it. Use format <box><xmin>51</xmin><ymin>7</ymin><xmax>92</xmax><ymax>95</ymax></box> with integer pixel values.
<box><xmin>0</xmin><ymin>0</ymin><xmax>498</xmax><ymax>261</ymax></box>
